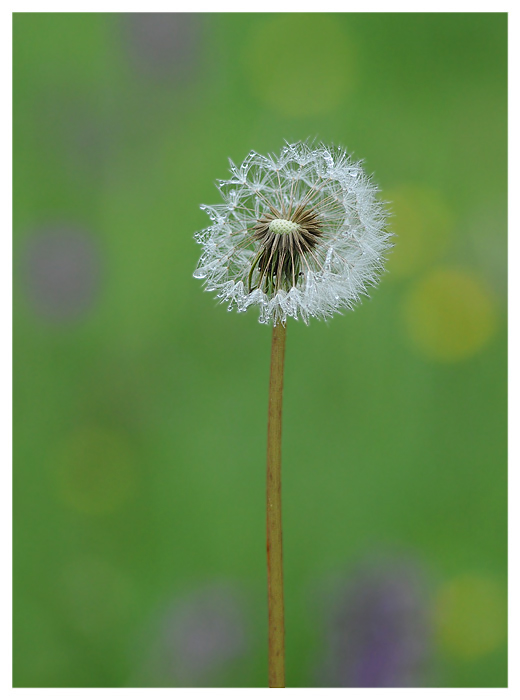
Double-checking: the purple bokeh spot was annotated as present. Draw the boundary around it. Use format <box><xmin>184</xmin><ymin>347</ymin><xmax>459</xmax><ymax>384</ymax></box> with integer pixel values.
<box><xmin>121</xmin><ymin>13</ymin><xmax>202</xmax><ymax>83</ymax></box>
<box><xmin>150</xmin><ymin>582</ymin><xmax>247</xmax><ymax>685</ymax></box>
<box><xmin>320</xmin><ymin>556</ymin><xmax>432</xmax><ymax>687</ymax></box>
<box><xmin>21</xmin><ymin>225</ymin><xmax>102</xmax><ymax>322</ymax></box>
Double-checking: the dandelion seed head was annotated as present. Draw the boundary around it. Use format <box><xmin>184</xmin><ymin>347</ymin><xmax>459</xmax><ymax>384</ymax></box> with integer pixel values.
<box><xmin>193</xmin><ymin>141</ymin><xmax>392</xmax><ymax>324</ymax></box>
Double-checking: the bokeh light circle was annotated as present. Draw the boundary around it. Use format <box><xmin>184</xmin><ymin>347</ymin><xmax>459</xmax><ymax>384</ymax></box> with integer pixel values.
<box><xmin>435</xmin><ymin>574</ymin><xmax>506</xmax><ymax>660</ymax></box>
<box><xmin>386</xmin><ymin>185</ymin><xmax>453</xmax><ymax>278</ymax></box>
<box><xmin>52</xmin><ymin>426</ymin><xmax>138</xmax><ymax>515</ymax></box>
<box><xmin>245</xmin><ymin>14</ymin><xmax>354</xmax><ymax>117</ymax></box>
<box><xmin>403</xmin><ymin>267</ymin><xmax>497</xmax><ymax>362</ymax></box>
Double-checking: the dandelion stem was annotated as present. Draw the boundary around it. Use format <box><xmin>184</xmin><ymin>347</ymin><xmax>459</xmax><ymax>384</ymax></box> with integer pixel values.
<box><xmin>266</xmin><ymin>321</ymin><xmax>286</xmax><ymax>688</ymax></box>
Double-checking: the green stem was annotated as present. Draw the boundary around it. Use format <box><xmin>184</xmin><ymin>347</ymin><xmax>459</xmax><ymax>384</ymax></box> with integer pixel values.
<box><xmin>266</xmin><ymin>321</ymin><xmax>286</xmax><ymax>687</ymax></box>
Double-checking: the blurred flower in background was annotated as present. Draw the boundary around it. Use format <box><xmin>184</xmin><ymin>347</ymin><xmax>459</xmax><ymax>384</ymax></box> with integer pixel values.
<box><xmin>120</xmin><ymin>13</ymin><xmax>203</xmax><ymax>84</ymax></box>
<box><xmin>20</xmin><ymin>224</ymin><xmax>103</xmax><ymax>323</ymax></box>
<box><xmin>134</xmin><ymin>581</ymin><xmax>249</xmax><ymax>687</ymax></box>
<box><xmin>317</xmin><ymin>555</ymin><xmax>432</xmax><ymax>687</ymax></box>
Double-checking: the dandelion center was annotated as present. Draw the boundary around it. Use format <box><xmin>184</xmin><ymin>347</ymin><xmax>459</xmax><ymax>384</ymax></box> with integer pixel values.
<box><xmin>269</xmin><ymin>219</ymin><xmax>300</xmax><ymax>236</ymax></box>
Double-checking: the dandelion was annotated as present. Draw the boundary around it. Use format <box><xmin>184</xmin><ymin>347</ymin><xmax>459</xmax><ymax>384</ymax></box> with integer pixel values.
<box><xmin>193</xmin><ymin>141</ymin><xmax>392</xmax><ymax>687</ymax></box>
<box><xmin>194</xmin><ymin>141</ymin><xmax>391</xmax><ymax>325</ymax></box>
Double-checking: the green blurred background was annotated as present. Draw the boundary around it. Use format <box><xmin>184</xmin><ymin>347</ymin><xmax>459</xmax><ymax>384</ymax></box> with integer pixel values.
<box><xmin>13</xmin><ymin>12</ymin><xmax>507</xmax><ymax>688</ymax></box>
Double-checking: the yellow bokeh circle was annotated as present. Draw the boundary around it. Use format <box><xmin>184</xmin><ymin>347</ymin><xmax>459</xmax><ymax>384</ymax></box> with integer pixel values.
<box><xmin>245</xmin><ymin>14</ymin><xmax>354</xmax><ymax>117</ymax></box>
<box><xmin>52</xmin><ymin>426</ymin><xmax>137</xmax><ymax>515</ymax></box>
<box><xmin>386</xmin><ymin>185</ymin><xmax>453</xmax><ymax>278</ymax></box>
<box><xmin>403</xmin><ymin>267</ymin><xmax>497</xmax><ymax>362</ymax></box>
<box><xmin>435</xmin><ymin>574</ymin><xmax>506</xmax><ymax>660</ymax></box>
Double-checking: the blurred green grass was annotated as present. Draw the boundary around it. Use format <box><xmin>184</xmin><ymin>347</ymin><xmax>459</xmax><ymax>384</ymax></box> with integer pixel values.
<box><xmin>13</xmin><ymin>13</ymin><xmax>507</xmax><ymax>687</ymax></box>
